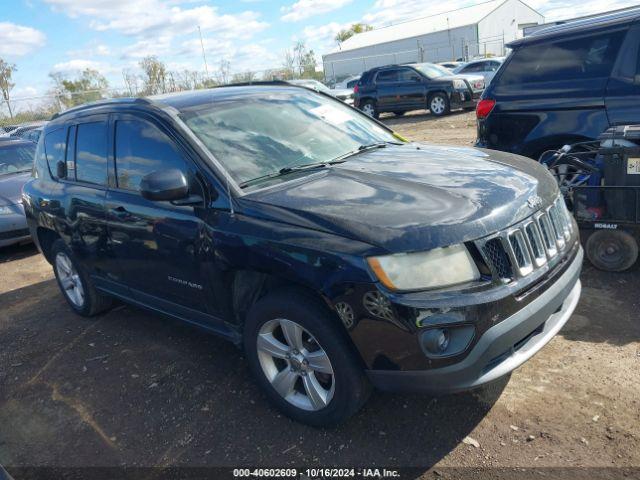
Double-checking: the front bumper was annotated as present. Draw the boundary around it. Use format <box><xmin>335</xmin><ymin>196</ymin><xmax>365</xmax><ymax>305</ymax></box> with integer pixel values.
<box><xmin>451</xmin><ymin>90</ymin><xmax>477</xmax><ymax>109</ymax></box>
<box><xmin>366</xmin><ymin>246</ymin><xmax>583</xmax><ymax>394</ymax></box>
<box><xmin>0</xmin><ymin>205</ymin><xmax>31</xmax><ymax>247</ymax></box>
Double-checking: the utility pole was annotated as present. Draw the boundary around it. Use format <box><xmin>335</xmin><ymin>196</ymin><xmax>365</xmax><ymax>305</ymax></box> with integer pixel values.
<box><xmin>198</xmin><ymin>25</ymin><xmax>209</xmax><ymax>77</ymax></box>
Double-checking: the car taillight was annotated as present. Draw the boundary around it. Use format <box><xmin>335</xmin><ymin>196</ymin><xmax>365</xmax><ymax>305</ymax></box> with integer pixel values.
<box><xmin>354</xmin><ymin>84</ymin><xmax>359</xmax><ymax>94</ymax></box>
<box><xmin>476</xmin><ymin>99</ymin><xmax>495</xmax><ymax>119</ymax></box>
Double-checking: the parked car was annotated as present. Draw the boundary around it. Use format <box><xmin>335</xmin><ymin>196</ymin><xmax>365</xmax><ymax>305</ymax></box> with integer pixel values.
<box><xmin>354</xmin><ymin>63</ymin><xmax>484</xmax><ymax>118</ymax></box>
<box><xmin>333</xmin><ymin>75</ymin><xmax>361</xmax><ymax>90</ymax></box>
<box><xmin>10</xmin><ymin>122</ymin><xmax>46</xmax><ymax>143</ymax></box>
<box><xmin>287</xmin><ymin>79</ymin><xmax>354</xmax><ymax>105</ymax></box>
<box><xmin>0</xmin><ymin>138</ymin><xmax>35</xmax><ymax>247</ymax></box>
<box><xmin>476</xmin><ymin>7</ymin><xmax>640</xmax><ymax>159</ymax></box>
<box><xmin>438</xmin><ymin>61</ymin><xmax>466</xmax><ymax>70</ymax></box>
<box><xmin>23</xmin><ymin>85</ymin><xmax>582</xmax><ymax>426</ymax></box>
<box><xmin>453</xmin><ymin>57</ymin><xmax>504</xmax><ymax>84</ymax></box>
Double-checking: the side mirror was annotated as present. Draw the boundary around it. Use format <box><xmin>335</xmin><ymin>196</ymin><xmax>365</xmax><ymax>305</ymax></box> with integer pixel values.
<box><xmin>56</xmin><ymin>161</ymin><xmax>66</xmax><ymax>179</ymax></box>
<box><xmin>140</xmin><ymin>169</ymin><xmax>189</xmax><ymax>202</ymax></box>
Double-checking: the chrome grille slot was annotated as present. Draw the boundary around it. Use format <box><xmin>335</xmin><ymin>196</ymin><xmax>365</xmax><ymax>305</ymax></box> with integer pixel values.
<box><xmin>536</xmin><ymin>212</ymin><xmax>558</xmax><ymax>258</ymax></box>
<box><xmin>507</xmin><ymin>230</ymin><xmax>533</xmax><ymax>276</ymax></box>
<box><xmin>482</xmin><ymin>238</ymin><xmax>512</xmax><ymax>280</ymax></box>
<box><xmin>524</xmin><ymin>221</ymin><xmax>547</xmax><ymax>267</ymax></box>
<box><xmin>548</xmin><ymin>204</ymin><xmax>566</xmax><ymax>249</ymax></box>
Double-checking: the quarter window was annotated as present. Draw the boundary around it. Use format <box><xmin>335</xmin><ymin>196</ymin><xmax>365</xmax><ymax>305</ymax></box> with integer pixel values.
<box><xmin>114</xmin><ymin>119</ymin><xmax>187</xmax><ymax>191</ymax></box>
<box><xmin>75</xmin><ymin>122</ymin><xmax>108</xmax><ymax>185</ymax></box>
<box><xmin>44</xmin><ymin>127</ymin><xmax>67</xmax><ymax>177</ymax></box>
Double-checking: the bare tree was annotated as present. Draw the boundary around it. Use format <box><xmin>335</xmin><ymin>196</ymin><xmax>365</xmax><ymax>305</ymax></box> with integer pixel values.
<box><xmin>0</xmin><ymin>59</ymin><xmax>17</xmax><ymax>118</ymax></box>
<box><xmin>216</xmin><ymin>59</ymin><xmax>231</xmax><ymax>85</ymax></box>
<box><xmin>122</xmin><ymin>69</ymin><xmax>140</xmax><ymax>96</ymax></box>
<box><xmin>139</xmin><ymin>56</ymin><xmax>168</xmax><ymax>95</ymax></box>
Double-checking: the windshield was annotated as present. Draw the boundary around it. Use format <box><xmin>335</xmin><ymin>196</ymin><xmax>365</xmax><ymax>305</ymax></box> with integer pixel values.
<box><xmin>412</xmin><ymin>63</ymin><xmax>452</xmax><ymax>78</ymax></box>
<box><xmin>0</xmin><ymin>143</ymin><xmax>35</xmax><ymax>175</ymax></box>
<box><xmin>180</xmin><ymin>88</ymin><xmax>398</xmax><ymax>187</ymax></box>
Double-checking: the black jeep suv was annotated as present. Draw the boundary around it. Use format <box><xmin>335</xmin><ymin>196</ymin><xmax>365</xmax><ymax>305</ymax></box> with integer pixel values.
<box><xmin>24</xmin><ymin>85</ymin><xmax>581</xmax><ymax>426</ymax></box>
<box><xmin>476</xmin><ymin>7</ymin><xmax>640</xmax><ymax>159</ymax></box>
<box><xmin>354</xmin><ymin>63</ymin><xmax>484</xmax><ymax>118</ymax></box>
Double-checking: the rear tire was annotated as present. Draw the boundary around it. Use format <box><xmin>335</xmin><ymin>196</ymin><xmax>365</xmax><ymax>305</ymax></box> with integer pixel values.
<box><xmin>585</xmin><ymin>230</ymin><xmax>638</xmax><ymax>272</ymax></box>
<box><xmin>244</xmin><ymin>288</ymin><xmax>371</xmax><ymax>426</ymax></box>
<box><xmin>360</xmin><ymin>100</ymin><xmax>379</xmax><ymax>119</ymax></box>
<box><xmin>429</xmin><ymin>93</ymin><xmax>450</xmax><ymax>117</ymax></box>
<box><xmin>51</xmin><ymin>239</ymin><xmax>113</xmax><ymax>316</ymax></box>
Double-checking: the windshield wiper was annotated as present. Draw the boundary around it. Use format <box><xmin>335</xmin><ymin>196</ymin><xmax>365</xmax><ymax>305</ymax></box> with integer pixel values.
<box><xmin>238</xmin><ymin>143</ymin><xmax>394</xmax><ymax>189</ymax></box>
<box><xmin>239</xmin><ymin>162</ymin><xmax>330</xmax><ymax>189</ymax></box>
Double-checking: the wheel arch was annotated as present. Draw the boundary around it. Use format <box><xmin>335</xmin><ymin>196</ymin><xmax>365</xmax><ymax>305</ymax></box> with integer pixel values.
<box><xmin>36</xmin><ymin>227</ymin><xmax>61</xmax><ymax>264</ymax></box>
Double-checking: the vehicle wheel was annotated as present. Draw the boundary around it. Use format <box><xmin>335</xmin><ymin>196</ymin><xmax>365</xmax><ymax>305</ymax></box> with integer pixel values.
<box><xmin>585</xmin><ymin>230</ymin><xmax>638</xmax><ymax>272</ymax></box>
<box><xmin>244</xmin><ymin>288</ymin><xmax>371</xmax><ymax>426</ymax></box>
<box><xmin>360</xmin><ymin>100</ymin><xmax>378</xmax><ymax>119</ymax></box>
<box><xmin>51</xmin><ymin>239</ymin><xmax>113</xmax><ymax>316</ymax></box>
<box><xmin>429</xmin><ymin>93</ymin><xmax>450</xmax><ymax>117</ymax></box>
<box><xmin>392</xmin><ymin>111</ymin><xmax>405</xmax><ymax>117</ymax></box>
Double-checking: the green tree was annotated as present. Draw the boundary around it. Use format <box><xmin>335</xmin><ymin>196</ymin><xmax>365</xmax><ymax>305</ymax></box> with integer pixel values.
<box><xmin>50</xmin><ymin>68</ymin><xmax>109</xmax><ymax>108</ymax></box>
<box><xmin>0</xmin><ymin>59</ymin><xmax>17</xmax><ymax>118</ymax></box>
<box><xmin>335</xmin><ymin>23</ymin><xmax>374</xmax><ymax>44</ymax></box>
<box><xmin>139</xmin><ymin>56</ymin><xmax>168</xmax><ymax>95</ymax></box>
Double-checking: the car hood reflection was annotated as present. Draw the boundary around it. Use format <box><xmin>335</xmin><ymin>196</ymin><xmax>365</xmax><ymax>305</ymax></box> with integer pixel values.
<box><xmin>242</xmin><ymin>143</ymin><xmax>558</xmax><ymax>252</ymax></box>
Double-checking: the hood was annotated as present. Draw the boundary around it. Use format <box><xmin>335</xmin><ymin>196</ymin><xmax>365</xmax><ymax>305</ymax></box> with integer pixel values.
<box><xmin>0</xmin><ymin>171</ymin><xmax>30</xmax><ymax>207</ymax></box>
<box><xmin>331</xmin><ymin>88</ymin><xmax>354</xmax><ymax>99</ymax></box>
<box><xmin>241</xmin><ymin>144</ymin><xmax>558</xmax><ymax>253</ymax></box>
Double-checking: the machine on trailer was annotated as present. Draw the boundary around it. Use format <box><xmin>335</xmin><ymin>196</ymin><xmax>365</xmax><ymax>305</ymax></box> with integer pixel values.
<box><xmin>540</xmin><ymin>125</ymin><xmax>640</xmax><ymax>272</ymax></box>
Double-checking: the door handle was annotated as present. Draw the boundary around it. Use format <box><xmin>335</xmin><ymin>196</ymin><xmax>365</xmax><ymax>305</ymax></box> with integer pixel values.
<box><xmin>109</xmin><ymin>206</ymin><xmax>129</xmax><ymax>218</ymax></box>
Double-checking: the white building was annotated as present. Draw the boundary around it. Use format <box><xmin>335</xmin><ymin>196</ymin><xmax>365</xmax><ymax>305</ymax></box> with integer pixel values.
<box><xmin>323</xmin><ymin>0</ymin><xmax>544</xmax><ymax>81</ymax></box>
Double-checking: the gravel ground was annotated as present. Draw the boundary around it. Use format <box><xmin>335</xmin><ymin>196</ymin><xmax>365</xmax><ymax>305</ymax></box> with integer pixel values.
<box><xmin>0</xmin><ymin>109</ymin><xmax>638</xmax><ymax>479</ymax></box>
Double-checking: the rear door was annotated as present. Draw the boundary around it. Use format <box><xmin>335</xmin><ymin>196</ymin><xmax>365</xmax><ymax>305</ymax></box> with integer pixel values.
<box><xmin>104</xmin><ymin>113</ymin><xmax>222</xmax><ymax>322</ymax></box>
<box><xmin>605</xmin><ymin>23</ymin><xmax>640</xmax><ymax>126</ymax></box>
<box><xmin>374</xmin><ymin>68</ymin><xmax>401</xmax><ymax>112</ymax></box>
<box><xmin>45</xmin><ymin>116</ymin><xmax>112</xmax><ymax>281</ymax></box>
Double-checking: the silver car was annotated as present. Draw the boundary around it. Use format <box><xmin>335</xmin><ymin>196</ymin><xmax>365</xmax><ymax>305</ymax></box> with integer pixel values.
<box><xmin>0</xmin><ymin>138</ymin><xmax>35</xmax><ymax>247</ymax></box>
<box><xmin>287</xmin><ymin>79</ymin><xmax>355</xmax><ymax>105</ymax></box>
<box><xmin>454</xmin><ymin>57</ymin><xmax>505</xmax><ymax>84</ymax></box>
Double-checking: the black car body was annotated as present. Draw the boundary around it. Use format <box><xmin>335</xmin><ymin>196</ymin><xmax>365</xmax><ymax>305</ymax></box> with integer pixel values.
<box><xmin>354</xmin><ymin>63</ymin><xmax>483</xmax><ymax>118</ymax></box>
<box><xmin>23</xmin><ymin>85</ymin><xmax>581</xmax><ymax>425</ymax></box>
<box><xmin>476</xmin><ymin>7</ymin><xmax>640</xmax><ymax>159</ymax></box>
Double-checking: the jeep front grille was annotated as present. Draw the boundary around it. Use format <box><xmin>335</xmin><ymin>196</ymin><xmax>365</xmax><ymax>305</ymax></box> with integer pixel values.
<box><xmin>476</xmin><ymin>197</ymin><xmax>574</xmax><ymax>282</ymax></box>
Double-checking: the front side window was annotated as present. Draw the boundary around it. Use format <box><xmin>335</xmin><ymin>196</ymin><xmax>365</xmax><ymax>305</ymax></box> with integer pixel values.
<box><xmin>75</xmin><ymin>122</ymin><xmax>107</xmax><ymax>185</ymax></box>
<box><xmin>180</xmin><ymin>88</ymin><xmax>398</xmax><ymax>188</ymax></box>
<box><xmin>500</xmin><ymin>30</ymin><xmax>626</xmax><ymax>84</ymax></box>
<box><xmin>115</xmin><ymin>119</ymin><xmax>188</xmax><ymax>191</ymax></box>
<box><xmin>412</xmin><ymin>63</ymin><xmax>451</xmax><ymax>78</ymax></box>
<box><xmin>397</xmin><ymin>68</ymin><xmax>421</xmax><ymax>82</ymax></box>
<box><xmin>0</xmin><ymin>142</ymin><xmax>35</xmax><ymax>175</ymax></box>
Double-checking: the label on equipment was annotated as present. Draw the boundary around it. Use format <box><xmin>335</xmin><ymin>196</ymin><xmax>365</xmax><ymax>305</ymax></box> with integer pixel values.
<box><xmin>627</xmin><ymin>157</ymin><xmax>640</xmax><ymax>175</ymax></box>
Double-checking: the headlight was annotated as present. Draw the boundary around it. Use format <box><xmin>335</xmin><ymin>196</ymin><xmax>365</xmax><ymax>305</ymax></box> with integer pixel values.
<box><xmin>367</xmin><ymin>244</ymin><xmax>480</xmax><ymax>291</ymax></box>
<box><xmin>0</xmin><ymin>205</ymin><xmax>14</xmax><ymax>215</ymax></box>
<box><xmin>453</xmin><ymin>79</ymin><xmax>467</xmax><ymax>89</ymax></box>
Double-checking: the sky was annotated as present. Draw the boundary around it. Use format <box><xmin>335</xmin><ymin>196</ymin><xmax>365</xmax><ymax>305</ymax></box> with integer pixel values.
<box><xmin>1</xmin><ymin>0</ymin><xmax>639</xmax><ymax>105</ymax></box>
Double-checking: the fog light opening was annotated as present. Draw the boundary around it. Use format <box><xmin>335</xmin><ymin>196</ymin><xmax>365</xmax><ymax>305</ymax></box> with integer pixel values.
<box><xmin>424</xmin><ymin>328</ymin><xmax>450</xmax><ymax>354</ymax></box>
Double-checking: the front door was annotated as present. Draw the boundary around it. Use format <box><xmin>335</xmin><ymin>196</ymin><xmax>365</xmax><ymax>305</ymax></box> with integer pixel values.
<box><xmin>104</xmin><ymin>113</ymin><xmax>219</xmax><ymax>322</ymax></box>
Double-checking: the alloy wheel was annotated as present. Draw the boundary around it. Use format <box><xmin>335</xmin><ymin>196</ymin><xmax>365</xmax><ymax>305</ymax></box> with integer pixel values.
<box><xmin>362</xmin><ymin>103</ymin><xmax>375</xmax><ymax>117</ymax></box>
<box><xmin>55</xmin><ymin>252</ymin><xmax>85</xmax><ymax>308</ymax></box>
<box><xmin>257</xmin><ymin>318</ymin><xmax>335</xmax><ymax>411</ymax></box>
<box><xmin>430</xmin><ymin>96</ymin><xmax>445</xmax><ymax>115</ymax></box>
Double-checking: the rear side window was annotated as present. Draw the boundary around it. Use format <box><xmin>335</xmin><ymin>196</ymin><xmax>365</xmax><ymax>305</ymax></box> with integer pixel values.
<box><xmin>500</xmin><ymin>30</ymin><xmax>626</xmax><ymax>84</ymax></box>
<box><xmin>75</xmin><ymin>122</ymin><xmax>107</xmax><ymax>185</ymax></box>
<box><xmin>114</xmin><ymin>119</ymin><xmax>188</xmax><ymax>191</ymax></box>
<box><xmin>376</xmin><ymin>69</ymin><xmax>399</xmax><ymax>83</ymax></box>
<box><xmin>44</xmin><ymin>128</ymin><xmax>67</xmax><ymax>176</ymax></box>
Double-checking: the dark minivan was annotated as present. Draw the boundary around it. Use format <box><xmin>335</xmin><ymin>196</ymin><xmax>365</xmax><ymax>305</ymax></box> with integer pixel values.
<box><xmin>476</xmin><ymin>7</ymin><xmax>640</xmax><ymax>159</ymax></box>
<box><xmin>24</xmin><ymin>85</ymin><xmax>581</xmax><ymax>426</ymax></box>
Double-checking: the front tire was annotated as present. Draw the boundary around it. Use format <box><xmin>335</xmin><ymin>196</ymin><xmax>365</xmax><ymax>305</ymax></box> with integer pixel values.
<box><xmin>244</xmin><ymin>288</ymin><xmax>371</xmax><ymax>426</ymax></box>
<box><xmin>585</xmin><ymin>230</ymin><xmax>638</xmax><ymax>272</ymax></box>
<box><xmin>51</xmin><ymin>239</ymin><xmax>112</xmax><ymax>316</ymax></box>
<box><xmin>429</xmin><ymin>93</ymin><xmax>450</xmax><ymax>117</ymax></box>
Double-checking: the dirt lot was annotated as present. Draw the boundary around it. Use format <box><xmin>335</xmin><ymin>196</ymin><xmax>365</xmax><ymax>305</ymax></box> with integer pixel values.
<box><xmin>1</xmin><ymin>109</ymin><xmax>639</xmax><ymax>479</ymax></box>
